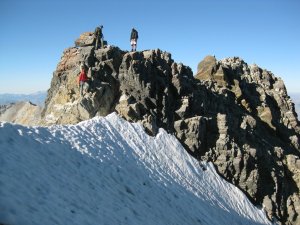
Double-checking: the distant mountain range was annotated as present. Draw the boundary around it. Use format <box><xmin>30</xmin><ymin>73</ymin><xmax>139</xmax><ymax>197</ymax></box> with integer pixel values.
<box><xmin>290</xmin><ymin>93</ymin><xmax>300</xmax><ymax>118</ymax></box>
<box><xmin>0</xmin><ymin>91</ymin><xmax>47</xmax><ymax>106</ymax></box>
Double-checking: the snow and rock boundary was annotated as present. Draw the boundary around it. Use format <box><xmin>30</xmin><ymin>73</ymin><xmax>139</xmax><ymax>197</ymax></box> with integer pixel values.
<box><xmin>0</xmin><ymin>113</ymin><xmax>271</xmax><ymax>225</ymax></box>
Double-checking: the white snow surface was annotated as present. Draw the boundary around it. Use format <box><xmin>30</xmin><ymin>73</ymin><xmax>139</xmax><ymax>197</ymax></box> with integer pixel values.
<box><xmin>0</xmin><ymin>113</ymin><xmax>272</xmax><ymax>225</ymax></box>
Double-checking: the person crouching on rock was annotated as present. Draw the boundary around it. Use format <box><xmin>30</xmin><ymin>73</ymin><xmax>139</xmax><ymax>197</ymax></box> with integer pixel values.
<box><xmin>78</xmin><ymin>63</ymin><xmax>89</xmax><ymax>97</ymax></box>
<box><xmin>130</xmin><ymin>28</ymin><xmax>138</xmax><ymax>52</ymax></box>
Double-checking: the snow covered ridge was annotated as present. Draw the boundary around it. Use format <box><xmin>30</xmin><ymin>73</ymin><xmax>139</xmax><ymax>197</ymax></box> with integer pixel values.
<box><xmin>0</xmin><ymin>113</ymin><xmax>272</xmax><ymax>225</ymax></box>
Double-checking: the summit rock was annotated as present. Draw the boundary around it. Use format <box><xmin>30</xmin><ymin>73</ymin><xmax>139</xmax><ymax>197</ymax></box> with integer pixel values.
<box><xmin>39</xmin><ymin>31</ymin><xmax>300</xmax><ymax>225</ymax></box>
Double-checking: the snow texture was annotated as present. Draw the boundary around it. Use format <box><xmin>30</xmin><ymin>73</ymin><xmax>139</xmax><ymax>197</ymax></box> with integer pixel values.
<box><xmin>0</xmin><ymin>113</ymin><xmax>272</xmax><ymax>225</ymax></box>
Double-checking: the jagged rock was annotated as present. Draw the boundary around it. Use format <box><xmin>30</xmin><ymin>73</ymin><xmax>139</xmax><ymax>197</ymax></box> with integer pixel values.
<box><xmin>39</xmin><ymin>31</ymin><xmax>300</xmax><ymax>225</ymax></box>
<box><xmin>286</xmin><ymin>154</ymin><xmax>300</xmax><ymax>225</ymax></box>
<box><xmin>41</xmin><ymin>45</ymin><xmax>121</xmax><ymax>125</ymax></box>
<box><xmin>174</xmin><ymin>116</ymin><xmax>207</xmax><ymax>154</ymax></box>
<box><xmin>196</xmin><ymin>56</ymin><xmax>300</xmax><ymax>224</ymax></box>
<box><xmin>115</xmin><ymin>94</ymin><xmax>142</xmax><ymax>122</ymax></box>
<box><xmin>75</xmin><ymin>32</ymin><xmax>95</xmax><ymax>47</ymax></box>
<box><xmin>195</xmin><ymin>55</ymin><xmax>228</xmax><ymax>87</ymax></box>
<box><xmin>196</xmin><ymin>55</ymin><xmax>217</xmax><ymax>80</ymax></box>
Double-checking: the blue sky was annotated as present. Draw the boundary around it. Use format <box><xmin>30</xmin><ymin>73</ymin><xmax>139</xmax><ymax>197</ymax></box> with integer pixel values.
<box><xmin>0</xmin><ymin>0</ymin><xmax>299</xmax><ymax>94</ymax></box>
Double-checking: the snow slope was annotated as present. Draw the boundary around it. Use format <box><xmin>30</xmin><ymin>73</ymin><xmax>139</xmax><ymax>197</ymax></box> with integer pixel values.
<box><xmin>0</xmin><ymin>113</ymin><xmax>272</xmax><ymax>225</ymax></box>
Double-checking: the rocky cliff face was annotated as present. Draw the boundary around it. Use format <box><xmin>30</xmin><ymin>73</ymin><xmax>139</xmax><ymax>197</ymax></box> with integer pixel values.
<box><xmin>196</xmin><ymin>56</ymin><xmax>300</xmax><ymax>224</ymax></box>
<box><xmin>41</xmin><ymin>31</ymin><xmax>300</xmax><ymax>225</ymax></box>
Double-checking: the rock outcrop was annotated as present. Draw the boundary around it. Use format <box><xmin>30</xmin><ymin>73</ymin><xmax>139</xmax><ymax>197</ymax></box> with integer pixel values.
<box><xmin>40</xmin><ymin>31</ymin><xmax>300</xmax><ymax>225</ymax></box>
<box><xmin>196</xmin><ymin>56</ymin><xmax>300</xmax><ymax>224</ymax></box>
<box><xmin>0</xmin><ymin>102</ymin><xmax>42</xmax><ymax>126</ymax></box>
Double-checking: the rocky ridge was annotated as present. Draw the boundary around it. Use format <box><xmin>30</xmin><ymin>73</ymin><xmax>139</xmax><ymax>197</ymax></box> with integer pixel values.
<box><xmin>0</xmin><ymin>102</ymin><xmax>42</xmax><ymax>125</ymax></box>
<box><xmin>40</xmin><ymin>31</ymin><xmax>300</xmax><ymax>224</ymax></box>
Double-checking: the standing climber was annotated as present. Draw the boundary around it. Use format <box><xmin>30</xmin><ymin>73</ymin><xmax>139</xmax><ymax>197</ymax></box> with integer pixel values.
<box><xmin>78</xmin><ymin>63</ymin><xmax>89</xmax><ymax>97</ymax></box>
<box><xmin>94</xmin><ymin>25</ymin><xmax>104</xmax><ymax>49</ymax></box>
<box><xmin>130</xmin><ymin>28</ymin><xmax>138</xmax><ymax>52</ymax></box>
